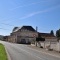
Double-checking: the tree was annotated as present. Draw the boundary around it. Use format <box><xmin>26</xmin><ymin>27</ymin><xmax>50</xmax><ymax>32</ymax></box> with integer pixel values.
<box><xmin>50</xmin><ymin>30</ymin><xmax>54</xmax><ymax>36</ymax></box>
<box><xmin>56</xmin><ymin>29</ymin><xmax>60</xmax><ymax>40</ymax></box>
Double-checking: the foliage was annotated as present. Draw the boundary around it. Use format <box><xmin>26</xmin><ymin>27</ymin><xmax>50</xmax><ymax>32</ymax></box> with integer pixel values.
<box><xmin>50</xmin><ymin>30</ymin><xmax>54</xmax><ymax>36</ymax></box>
<box><xmin>56</xmin><ymin>29</ymin><xmax>60</xmax><ymax>40</ymax></box>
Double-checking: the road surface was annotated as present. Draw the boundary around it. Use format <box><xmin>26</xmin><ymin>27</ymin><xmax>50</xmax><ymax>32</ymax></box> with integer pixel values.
<box><xmin>0</xmin><ymin>41</ymin><xmax>60</xmax><ymax>60</ymax></box>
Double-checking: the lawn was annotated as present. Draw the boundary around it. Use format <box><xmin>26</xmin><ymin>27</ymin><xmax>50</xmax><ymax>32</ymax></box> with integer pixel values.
<box><xmin>0</xmin><ymin>43</ymin><xmax>8</xmax><ymax>60</ymax></box>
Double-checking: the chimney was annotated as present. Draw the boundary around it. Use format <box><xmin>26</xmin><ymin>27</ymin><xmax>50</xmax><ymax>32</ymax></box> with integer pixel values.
<box><xmin>36</xmin><ymin>26</ymin><xmax>38</xmax><ymax>32</ymax></box>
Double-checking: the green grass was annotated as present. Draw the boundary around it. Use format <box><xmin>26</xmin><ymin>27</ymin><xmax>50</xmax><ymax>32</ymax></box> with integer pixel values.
<box><xmin>0</xmin><ymin>43</ymin><xmax>8</xmax><ymax>60</ymax></box>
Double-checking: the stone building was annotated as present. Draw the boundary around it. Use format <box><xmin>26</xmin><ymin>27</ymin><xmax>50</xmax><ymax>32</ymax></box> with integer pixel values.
<box><xmin>4</xmin><ymin>26</ymin><xmax>57</xmax><ymax>46</ymax></box>
<box><xmin>36</xmin><ymin>32</ymin><xmax>57</xmax><ymax>48</ymax></box>
<box><xmin>3</xmin><ymin>36</ymin><xmax>9</xmax><ymax>41</ymax></box>
<box><xmin>8</xmin><ymin>26</ymin><xmax>38</xmax><ymax>44</ymax></box>
<box><xmin>38</xmin><ymin>32</ymin><xmax>57</xmax><ymax>42</ymax></box>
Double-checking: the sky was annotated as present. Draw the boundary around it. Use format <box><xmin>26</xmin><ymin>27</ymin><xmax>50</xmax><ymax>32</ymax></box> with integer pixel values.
<box><xmin>0</xmin><ymin>0</ymin><xmax>60</xmax><ymax>35</ymax></box>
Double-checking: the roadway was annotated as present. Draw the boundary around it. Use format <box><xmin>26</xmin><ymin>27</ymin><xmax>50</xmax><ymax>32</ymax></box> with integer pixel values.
<box><xmin>0</xmin><ymin>41</ymin><xmax>60</xmax><ymax>60</ymax></box>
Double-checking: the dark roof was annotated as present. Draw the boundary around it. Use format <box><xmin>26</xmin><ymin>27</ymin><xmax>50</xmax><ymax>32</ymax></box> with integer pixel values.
<box><xmin>12</xmin><ymin>27</ymin><xmax>19</xmax><ymax>32</ymax></box>
<box><xmin>38</xmin><ymin>32</ymin><xmax>55</xmax><ymax>37</ymax></box>
<box><xmin>12</xmin><ymin>26</ymin><xmax>36</xmax><ymax>32</ymax></box>
<box><xmin>21</xmin><ymin>26</ymin><xmax>36</xmax><ymax>32</ymax></box>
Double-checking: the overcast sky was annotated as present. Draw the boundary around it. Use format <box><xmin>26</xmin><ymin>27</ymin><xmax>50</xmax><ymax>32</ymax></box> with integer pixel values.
<box><xmin>0</xmin><ymin>0</ymin><xmax>60</xmax><ymax>35</ymax></box>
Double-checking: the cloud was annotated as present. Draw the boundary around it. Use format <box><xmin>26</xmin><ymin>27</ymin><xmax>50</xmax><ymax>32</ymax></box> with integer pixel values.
<box><xmin>10</xmin><ymin>3</ymin><xmax>40</xmax><ymax>10</ymax></box>
<box><xmin>20</xmin><ymin>4</ymin><xmax>60</xmax><ymax>19</ymax></box>
<box><xmin>10</xmin><ymin>0</ymin><xmax>55</xmax><ymax>11</ymax></box>
<box><xmin>10</xmin><ymin>1</ymin><xmax>47</xmax><ymax>11</ymax></box>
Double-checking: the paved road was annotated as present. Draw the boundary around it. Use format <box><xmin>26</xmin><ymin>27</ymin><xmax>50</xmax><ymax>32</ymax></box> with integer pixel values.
<box><xmin>0</xmin><ymin>41</ymin><xmax>60</xmax><ymax>60</ymax></box>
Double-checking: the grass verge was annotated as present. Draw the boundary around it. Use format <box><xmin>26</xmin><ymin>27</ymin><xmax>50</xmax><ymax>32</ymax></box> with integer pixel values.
<box><xmin>0</xmin><ymin>43</ymin><xmax>8</xmax><ymax>60</ymax></box>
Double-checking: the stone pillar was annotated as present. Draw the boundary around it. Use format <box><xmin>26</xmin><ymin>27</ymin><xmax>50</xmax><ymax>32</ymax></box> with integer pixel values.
<box><xmin>35</xmin><ymin>41</ymin><xmax>37</xmax><ymax>47</ymax></box>
<box><xmin>37</xmin><ymin>41</ymin><xmax>41</xmax><ymax>47</ymax></box>
<box><xmin>44</xmin><ymin>41</ymin><xmax>45</xmax><ymax>48</ymax></box>
<box><xmin>50</xmin><ymin>41</ymin><xmax>51</xmax><ymax>49</ymax></box>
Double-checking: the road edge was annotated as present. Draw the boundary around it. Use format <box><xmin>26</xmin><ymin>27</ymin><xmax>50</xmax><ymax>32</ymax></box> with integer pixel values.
<box><xmin>5</xmin><ymin>46</ymin><xmax>11</xmax><ymax>60</ymax></box>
